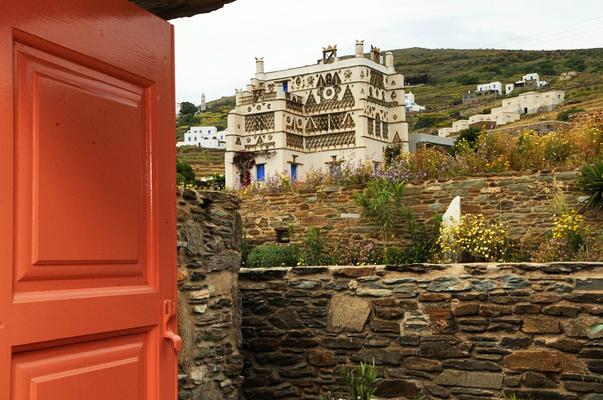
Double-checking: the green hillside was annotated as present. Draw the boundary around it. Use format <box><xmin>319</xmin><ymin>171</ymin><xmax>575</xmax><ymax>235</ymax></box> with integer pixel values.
<box><xmin>176</xmin><ymin>96</ymin><xmax>234</xmax><ymax>141</ymax></box>
<box><xmin>394</xmin><ymin>47</ymin><xmax>603</xmax><ymax>132</ymax></box>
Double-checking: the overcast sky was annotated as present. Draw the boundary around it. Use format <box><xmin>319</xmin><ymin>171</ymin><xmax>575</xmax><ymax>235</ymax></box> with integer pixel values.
<box><xmin>172</xmin><ymin>0</ymin><xmax>603</xmax><ymax>103</ymax></box>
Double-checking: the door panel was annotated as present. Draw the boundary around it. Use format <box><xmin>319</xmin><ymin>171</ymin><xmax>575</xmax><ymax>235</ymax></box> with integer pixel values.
<box><xmin>13</xmin><ymin>333</ymin><xmax>148</xmax><ymax>400</ymax></box>
<box><xmin>0</xmin><ymin>1</ymin><xmax>177</xmax><ymax>399</ymax></box>
<box><xmin>13</xmin><ymin>39</ymin><xmax>152</xmax><ymax>293</ymax></box>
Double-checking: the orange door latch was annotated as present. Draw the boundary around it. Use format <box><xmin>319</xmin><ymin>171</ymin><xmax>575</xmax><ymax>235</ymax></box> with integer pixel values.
<box><xmin>162</xmin><ymin>299</ymin><xmax>182</xmax><ymax>353</ymax></box>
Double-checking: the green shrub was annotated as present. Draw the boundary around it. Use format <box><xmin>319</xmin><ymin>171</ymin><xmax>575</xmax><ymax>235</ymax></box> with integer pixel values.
<box><xmin>538</xmin><ymin>60</ymin><xmax>557</xmax><ymax>75</ymax></box>
<box><xmin>176</xmin><ymin>160</ymin><xmax>195</xmax><ymax>184</ymax></box>
<box><xmin>320</xmin><ymin>359</ymin><xmax>380</xmax><ymax>400</ymax></box>
<box><xmin>354</xmin><ymin>178</ymin><xmax>409</xmax><ymax>252</ymax></box>
<box><xmin>451</xmin><ymin>126</ymin><xmax>483</xmax><ymax>155</ymax></box>
<box><xmin>564</xmin><ymin>57</ymin><xmax>587</xmax><ymax>72</ymax></box>
<box><xmin>300</xmin><ymin>227</ymin><xmax>329</xmax><ymax>266</ymax></box>
<box><xmin>579</xmin><ymin>158</ymin><xmax>603</xmax><ymax>210</ymax></box>
<box><xmin>557</xmin><ymin>107</ymin><xmax>584</xmax><ymax>122</ymax></box>
<box><xmin>246</xmin><ymin>245</ymin><xmax>298</xmax><ymax>268</ymax></box>
<box><xmin>241</xmin><ymin>234</ymin><xmax>251</xmax><ymax>267</ymax></box>
<box><xmin>384</xmin><ymin>247</ymin><xmax>405</xmax><ymax>265</ymax></box>
<box><xmin>457</xmin><ymin>75</ymin><xmax>479</xmax><ymax>85</ymax></box>
<box><xmin>384</xmin><ymin>143</ymin><xmax>402</xmax><ymax>166</ymax></box>
<box><xmin>414</xmin><ymin>115</ymin><xmax>447</xmax><ymax>129</ymax></box>
<box><xmin>384</xmin><ymin>216</ymin><xmax>440</xmax><ymax>264</ymax></box>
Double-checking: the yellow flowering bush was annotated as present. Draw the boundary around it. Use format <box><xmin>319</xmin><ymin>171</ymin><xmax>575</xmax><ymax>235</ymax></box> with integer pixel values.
<box><xmin>532</xmin><ymin>209</ymin><xmax>602</xmax><ymax>262</ymax></box>
<box><xmin>551</xmin><ymin>210</ymin><xmax>585</xmax><ymax>241</ymax></box>
<box><xmin>436</xmin><ymin>214</ymin><xmax>510</xmax><ymax>263</ymax></box>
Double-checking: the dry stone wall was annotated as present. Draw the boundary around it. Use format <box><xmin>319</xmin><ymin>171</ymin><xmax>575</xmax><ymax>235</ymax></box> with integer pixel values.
<box><xmin>177</xmin><ymin>189</ymin><xmax>243</xmax><ymax>400</ymax></box>
<box><xmin>241</xmin><ymin>171</ymin><xmax>602</xmax><ymax>248</ymax></box>
<box><xmin>240</xmin><ymin>263</ymin><xmax>603</xmax><ymax>400</ymax></box>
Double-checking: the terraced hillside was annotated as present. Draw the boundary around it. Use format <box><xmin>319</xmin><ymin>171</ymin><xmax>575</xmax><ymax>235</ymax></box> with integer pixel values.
<box><xmin>176</xmin><ymin>147</ymin><xmax>225</xmax><ymax>178</ymax></box>
<box><xmin>395</xmin><ymin>47</ymin><xmax>603</xmax><ymax>132</ymax></box>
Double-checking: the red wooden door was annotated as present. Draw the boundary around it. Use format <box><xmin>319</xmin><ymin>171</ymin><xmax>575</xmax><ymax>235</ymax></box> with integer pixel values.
<box><xmin>0</xmin><ymin>0</ymin><xmax>178</xmax><ymax>399</ymax></box>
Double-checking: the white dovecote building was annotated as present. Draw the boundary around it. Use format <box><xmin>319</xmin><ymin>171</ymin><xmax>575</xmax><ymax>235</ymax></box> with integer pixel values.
<box><xmin>225</xmin><ymin>41</ymin><xmax>409</xmax><ymax>188</ymax></box>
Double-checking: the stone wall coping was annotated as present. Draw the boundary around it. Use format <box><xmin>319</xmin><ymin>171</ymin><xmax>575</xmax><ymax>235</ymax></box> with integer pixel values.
<box><xmin>240</xmin><ymin>262</ymin><xmax>603</xmax><ymax>280</ymax></box>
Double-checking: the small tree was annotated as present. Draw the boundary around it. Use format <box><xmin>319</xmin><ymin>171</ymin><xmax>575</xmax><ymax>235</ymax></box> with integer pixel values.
<box><xmin>354</xmin><ymin>178</ymin><xmax>409</xmax><ymax>253</ymax></box>
<box><xmin>178</xmin><ymin>101</ymin><xmax>198</xmax><ymax>116</ymax></box>
<box><xmin>176</xmin><ymin>160</ymin><xmax>195</xmax><ymax>185</ymax></box>
<box><xmin>451</xmin><ymin>126</ymin><xmax>483</xmax><ymax>155</ymax></box>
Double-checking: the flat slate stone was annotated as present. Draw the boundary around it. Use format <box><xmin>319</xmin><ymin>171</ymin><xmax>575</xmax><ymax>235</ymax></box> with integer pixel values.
<box><xmin>327</xmin><ymin>294</ymin><xmax>371</xmax><ymax>333</ymax></box>
<box><xmin>435</xmin><ymin>370</ymin><xmax>504</xmax><ymax>389</ymax></box>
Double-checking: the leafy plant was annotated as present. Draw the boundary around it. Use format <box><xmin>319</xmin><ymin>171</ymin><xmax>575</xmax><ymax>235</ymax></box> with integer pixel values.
<box><xmin>451</xmin><ymin>126</ymin><xmax>483</xmax><ymax>155</ymax></box>
<box><xmin>300</xmin><ymin>227</ymin><xmax>329</xmax><ymax>266</ymax></box>
<box><xmin>176</xmin><ymin>160</ymin><xmax>195</xmax><ymax>185</ymax></box>
<box><xmin>240</xmin><ymin>233</ymin><xmax>251</xmax><ymax>267</ymax></box>
<box><xmin>384</xmin><ymin>143</ymin><xmax>403</xmax><ymax>166</ymax></box>
<box><xmin>590</xmin><ymin>323</ymin><xmax>603</xmax><ymax>337</ymax></box>
<box><xmin>557</xmin><ymin>107</ymin><xmax>584</xmax><ymax>122</ymax></box>
<box><xmin>532</xmin><ymin>209</ymin><xmax>602</xmax><ymax>262</ymax></box>
<box><xmin>354</xmin><ymin>178</ymin><xmax>409</xmax><ymax>253</ymax></box>
<box><xmin>579</xmin><ymin>158</ymin><xmax>603</xmax><ymax>210</ymax></box>
<box><xmin>501</xmin><ymin>392</ymin><xmax>518</xmax><ymax>400</ymax></box>
<box><xmin>384</xmin><ymin>215</ymin><xmax>441</xmax><ymax>264</ymax></box>
<box><xmin>245</xmin><ymin>245</ymin><xmax>298</xmax><ymax>268</ymax></box>
<box><xmin>340</xmin><ymin>360</ymin><xmax>379</xmax><ymax>400</ymax></box>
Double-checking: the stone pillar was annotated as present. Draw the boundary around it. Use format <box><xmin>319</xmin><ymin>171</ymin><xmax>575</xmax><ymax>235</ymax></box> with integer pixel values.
<box><xmin>177</xmin><ymin>189</ymin><xmax>243</xmax><ymax>400</ymax></box>
<box><xmin>255</xmin><ymin>57</ymin><xmax>264</xmax><ymax>78</ymax></box>
<box><xmin>385</xmin><ymin>51</ymin><xmax>394</xmax><ymax>68</ymax></box>
<box><xmin>355</xmin><ymin>40</ymin><xmax>365</xmax><ymax>57</ymax></box>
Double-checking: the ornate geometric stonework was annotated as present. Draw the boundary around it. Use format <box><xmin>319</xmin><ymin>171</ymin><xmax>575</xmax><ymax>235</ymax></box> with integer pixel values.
<box><xmin>245</xmin><ymin>112</ymin><xmax>275</xmax><ymax>132</ymax></box>
<box><xmin>286</xmin><ymin>133</ymin><xmax>304</xmax><ymax>150</ymax></box>
<box><xmin>370</xmin><ymin>69</ymin><xmax>385</xmax><ymax>89</ymax></box>
<box><xmin>306</xmin><ymin>131</ymin><xmax>356</xmax><ymax>150</ymax></box>
<box><xmin>305</xmin><ymin>85</ymin><xmax>355</xmax><ymax>114</ymax></box>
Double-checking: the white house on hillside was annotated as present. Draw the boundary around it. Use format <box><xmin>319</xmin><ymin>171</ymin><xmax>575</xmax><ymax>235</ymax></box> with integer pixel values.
<box><xmin>177</xmin><ymin>126</ymin><xmax>226</xmax><ymax>149</ymax></box>
<box><xmin>477</xmin><ymin>81</ymin><xmax>502</xmax><ymax>94</ymax></box>
<box><xmin>404</xmin><ymin>91</ymin><xmax>426</xmax><ymax>112</ymax></box>
<box><xmin>438</xmin><ymin>90</ymin><xmax>564</xmax><ymax>137</ymax></box>
<box><xmin>505</xmin><ymin>83</ymin><xmax>514</xmax><ymax>95</ymax></box>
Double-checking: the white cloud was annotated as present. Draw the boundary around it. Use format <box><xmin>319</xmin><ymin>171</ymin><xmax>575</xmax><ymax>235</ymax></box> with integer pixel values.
<box><xmin>172</xmin><ymin>0</ymin><xmax>603</xmax><ymax>102</ymax></box>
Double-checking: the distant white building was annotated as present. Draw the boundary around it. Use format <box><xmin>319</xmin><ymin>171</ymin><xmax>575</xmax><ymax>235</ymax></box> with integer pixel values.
<box><xmin>501</xmin><ymin>90</ymin><xmax>564</xmax><ymax>115</ymax></box>
<box><xmin>505</xmin><ymin>83</ymin><xmax>515</xmax><ymax>95</ymax></box>
<box><xmin>176</xmin><ymin>102</ymin><xmax>181</xmax><ymax>115</ymax></box>
<box><xmin>438</xmin><ymin>90</ymin><xmax>564</xmax><ymax>137</ymax></box>
<box><xmin>404</xmin><ymin>91</ymin><xmax>426</xmax><ymax>112</ymax></box>
<box><xmin>177</xmin><ymin>126</ymin><xmax>226</xmax><ymax>149</ymax></box>
<box><xmin>477</xmin><ymin>81</ymin><xmax>502</xmax><ymax>94</ymax></box>
<box><xmin>522</xmin><ymin>73</ymin><xmax>539</xmax><ymax>82</ymax></box>
<box><xmin>515</xmin><ymin>72</ymin><xmax>548</xmax><ymax>90</ymax></box>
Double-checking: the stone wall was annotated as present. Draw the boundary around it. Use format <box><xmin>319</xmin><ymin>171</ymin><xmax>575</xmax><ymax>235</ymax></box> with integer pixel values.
<box><xmin>241</xmin><ymin>171</ymin><xmax>603</xmax><ymax>249</ymax></box>
<box><xmin>177</xmin><ymin>189</ymin><xmax>243</xmax><ymax>400</ymax></box>
<box><xmin>240</xmin><ymin>263</ymin><xmax>603</xmax><ymax>400</ymax></box>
